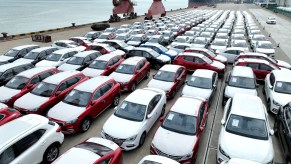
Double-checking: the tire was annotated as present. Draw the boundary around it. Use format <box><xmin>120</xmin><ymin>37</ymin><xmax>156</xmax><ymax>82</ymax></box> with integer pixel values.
<box><xmin>43</xmin><ymin>144</ymin><xmax>59</xmax><ymax>163</ymax></box>
<box><xmin>139</xmin><ymin>132</ymin><xmax>146</xmax><ymax>147</ymax></box>
<box><xmin>112</xmin><ymin>95</ymin><xmax>120</xmax><ymax>107</ymax></box>
<box><xmin>160</xmin><ymin>105</ymin><xmax>166</xmax><ymax>117</ymax></box>
<box><xmin>80</xmin><ymin>118</ymin><xmax>91</xmax><ymax>133</ymax></box>
<box><xmin>267</xmin><ymin>99</ymin><xmax>271</xmax><ymax>113</ymax></box>
<box><xmin>145</xmin><ymin>70</ymin><xmax>150</xmax><ymax>79</ymax></box>
<box><xmin>131</xmin><ymin>82</ymin><xmax>136</xmax><ymax>92</ymax></box>
<box><xmin>154</xmin><ymin>64</ymin><xmax>161</xmax><ymax>70</ymax></box>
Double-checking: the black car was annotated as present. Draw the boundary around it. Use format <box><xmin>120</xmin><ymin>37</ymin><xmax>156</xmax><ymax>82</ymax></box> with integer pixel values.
<box><xmin>0</xmin><ymin>63</ymin><xmax>34</xmax><ymax>86</ymax></box>
<box><xmin>102</xmin><ymin>40</ymin><xmax>133</xmax><ymax>53</ymax></box>
<box><xmin>274</xmin><ymin>103</ymin><xmax>291</xmax><ymax>163</ymax></box>
<box><xmin>0</xmin><ymin>45</ymin><xmax>40</xmax><ymax>65</ymax></box>
<box><xmin>127</xmin><ymin>47</ymin><xmax>171</xmax><ymax>70</ymax></box>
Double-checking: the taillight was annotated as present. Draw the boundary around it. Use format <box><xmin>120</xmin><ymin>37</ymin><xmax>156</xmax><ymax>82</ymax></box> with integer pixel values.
<box><xmin>56</xmin><ymin>126</ymin><xmax>62</xmax><ymax>132</ymax></box>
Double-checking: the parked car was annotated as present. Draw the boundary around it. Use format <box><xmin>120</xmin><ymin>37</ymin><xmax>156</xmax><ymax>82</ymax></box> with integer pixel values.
<box><xmin>109</xmin><ymin>57</ymin><xmax>150</xmax><ymax>92</ymax></box>
<box><xmin>147</xmin><ymin>35</ymin><xmax>166</xmax><ymax>45</ymax></box>
<box><xmin>82</xmin><ymin>53</ymin><xmax>124</xmax><ymax>78</ymax></box>
<box><xmin>127</xmin><ymin>34</ymin><xmax>148</xmax><ymax>47</ymax></box>
<box><xmin>160</xmin><ymin>30</ymin><xmax>175</xmax><ymax>44</ymax></box>
<box><xmin>191</xmin><ymin>37</ymin><xmax>209</xmax><ymax>48</ymax></box>
<box><xmin>249</xmin><ymin>34</ymin><xmax>267</xmax><ymax>49</ymax></box>
<box><xmin>69</xmin><ymin>37</ymin><xmax>92</xmax><ymax>50</ymax></box>
<box><xmin>172</xmin><ymin>36</ymin><xmax>192</xmax><ymax>44</ymax></box>
<box><xmin>218</xmin><ymin>47</ymin><xmax>246</xmax><ymax>63</ymax></box>
<box><xmin>0</xmin><ymin>103</ymin><xmax>21</xmax><ymax>126</ymax></box>
<box><xmin>138</xmin><ymin>155</ymin><xmax>179</xmax><ymax>164</ymax></box>
<box><xmin>83</xmin><ymin>31</ymin><xmax>103</xmax><ymax>41</ymax></box>
<box><xmin>218</xmin><ymin>94</ymin><xmax>274</xmax><ymax>164</ymax></box>
<box><xmin>231</xmin><ymin>34</ymin><xmax>245</xmax><ymax>41</ymax></box>
<box><xmin>35</xmin><ymin>49</ymin><xmax>78</xmax><ymax>67</ymax></box>
<box><xmin>209</xmin><ymin>39</ymin><xmax>228</xmax><ymax>52</ymax></box>
<box><xmin>223</xmin><ymin>66</ymin><xmax>258</xmax><ymax>105</ymax></box>
<box><xmin>101</xmin><ymin>88</ymin><xmax>167</xmax><ymax>150</ymax></box>
<box><xmin>89</xmin><ymin>43</ymin><xmax>125</xmax><ymax>56</ymax></box>
<box><xmin>53</xmin><ymin>138</ymin><xmax>122</xmax><ymax>164</ymax></box>
<box><xmin>266</xmin><ymin>17</ymin><xmax>276</xmax><ymax>24</ymax></box>
<box><xmin>14</xmin><ymin>71</ymin><xmax>88</xmax><ymax>115</ymax></box>
<box><xmin>51</xmin><ymin>40</ymin><xmax>86</xmax><ymax>51</ymax></box>
<box><xmin>114</xmin><ymin>33</ymin><xmax>132</xmax><ymax>42</ymax></box>
<box><xmin>0</xmin><ymin>62</ymin><xmax>34</xmax><ymax>86</ymax></box>
<box><xmin>140</xmin><ymin>43</ymin><xmax>178</xmax><ymax>60</ymax></box>
<box><xmin>0</xmin><ymin>45</ymin><xmax>39</xmax><ymax>65</ymax></box>
<box><xmin>147</xmin><ymin>64</ymin><xmax>186</xmax><ymax>98</ymax></box>
<box><xmin>181</xmin><ymin>69</ymin><xmax>218</xmax><ymax>104</ymax></box>
<box><xmin>13</xmin><ymin>47</ymin><xmax>58</xmax><ymax>65</ymax></box>
<box><xmin>102</xmin><ymin>40</ymin><xmax>134</xmax><ymax>53</ymax></box>
<box><xmin>104</xmin><ymin>27</ymin><xmax>118</xmax><ymax>33</ymax></box>
<box><xmin>94</xmin><ymin>32</ymin><xmax>116</xmax><ymax>42</ymax></box>
<box><xmin>58</xmin><ymin>51</ymin><xmax>101</xmax><ymax>71</ymax></box>
<box><xmin>127</xmin><ymin>48</ymin><xmax>171</xmax><ymax>70</ymax></box>
<box><xmin>48</xmin><ymin>76</ymin><xmax>120</xmax><ymax>134</ymax></box>
<box><xmin>0</xmin><ymin>114</ymin><xmax>64</xmax><ymax>163</ymax></box>
<box><xmin>171</xmin><ymin>27</ymin><xmax>184</xmax><ymax>36</ymax></box>
<box><xmin>184</xmin><ymin>47</ymin><xmax>227</xmax><ymax>65</ymax></box>
<box><xmin>168</xmin><ymin>43</ymin><xmax>192</xmax><ymax>53</ymax></box>
<box><xmin>151</xmin><ymin>96</ymin><xmax>208</xmax><ymax>164</ymax></box>
<box><xmin>115</xmin><ymin>28</ymin><xmax>130</xmax><ymax>34</ymax></box>
<box><xmin>0</xmin><ymin>67</ymin><xmax>58</xmax><ymax>106</ymax></box>
<box><xmin>221</xmin><ymin>158</ymin><xmax>262</xmax><ymax>164</ymax></box>
<box><xmin>254</xmin><ymin>41</ymin><xmax>275</xmax><ymax>58</ymax></box>
<box><xmin>231</xmin><ymin>40</ymin><xmax>249</xmax><ymax>52</ymax></box>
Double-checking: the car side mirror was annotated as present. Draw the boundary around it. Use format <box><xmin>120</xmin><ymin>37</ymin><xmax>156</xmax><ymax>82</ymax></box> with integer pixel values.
<box><xmin>159</xmin><ymin>117</ymin><xmax>164</xmax><ymax>122</ymax></box>
<box><xmin>107</xmin><ymin>66</ymin><xmax>112</xmax><ymax>70</ymax></box>
<box><xmin>27</xmin><ymin>84</ymin><xmax>33</xmax><ymax>89</ymax></box>
<box><xmin>90</xmin><ymin>101</ymin><xmax>96</xmax><ymax>106</ymax></box>
<box><xmin>269</xmin><ymin>85</ymin><xmax>273</xmax><ymax>89</ymax></box>
<box><xmin>213</xmin><ymin>84</ymin><xmax>217</xmax><ymax>88</ymax></box>
<box><xmin>200</xmin><ymin>126</ymin><xmax>205</xmax><ymax>132</ymax></box>
<box><xmin>135</xmin><ymin>71</ymin><xmax>139</xmax><ymax>74</ymax></box>
<box><xmin>221</xmin><ymin>119</ymin><xmax>225</xmax><ymax>126</ymax></box>
<box><xmin>146</xmin><ymin>114</ymin><xmax>152</xmax><ymax>119</ymax></box>
<box><xmin>269</xmin><ymin>129</ymin><xmax>274</xmax><ymax>136</ymax></box>
<box><xmin>55</xmin><ymin>91</ymin><xmax>61</xmax><ymax>96</ymax></box>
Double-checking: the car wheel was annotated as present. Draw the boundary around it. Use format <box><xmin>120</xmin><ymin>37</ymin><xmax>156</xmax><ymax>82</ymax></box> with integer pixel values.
<box><xmin>43</xmin><ymin>144</ymin><xmax>59</xmax><ymax>163</ymax></box>
<box><xmin>112</xmin><ymin>95</ymin><xmax>120</xmax><ymax>107</ymax></box>
<box><xmin>80</xmin><ymin>118</ymin><xmax>91</xmax><ymax>133</ymax></box>
<box><xmin>145</xmin><ymin>70</ymin><xmax>150</xmax><ymax>79</ymax></box>
<box><xmin>267</xmin><ymin>99</ymin><xmax>271</xmax><ymax>113</ymax></box>
<box><xmin>160</xmin><ymin>105</ymin><xmax>166</xmax><ymax>117</ymax></box>
<box><xmin>131</xmin><ymin>82</ymin><xmax>136</xmax><ymax>92</ymax></box>
<box><xmin>154</xmin><ymin>64</ymin><xmax>161</xmax><ymax>70</ymax></box>
<box><xmin>139</xmin><ymin>132</ymin><xmax>146</xmax><ymax>147</ymax></box>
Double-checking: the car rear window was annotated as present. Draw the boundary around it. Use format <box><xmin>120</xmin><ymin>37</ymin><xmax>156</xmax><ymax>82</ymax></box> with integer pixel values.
<box><xmin>76</xmin><ymin>142</ymin><xmax>113</xmax><ymax>156</ymax></box>
<box><xmin>0</xmin><ymin>114</ymin><xmax>4</xmax><ymax>120</ymax></box>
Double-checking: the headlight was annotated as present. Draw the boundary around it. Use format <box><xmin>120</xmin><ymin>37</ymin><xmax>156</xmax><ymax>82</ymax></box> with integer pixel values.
<box><xmin>125</xmin><ymin>135</ymin><xmax>137</xmax><ymax>141</ymax></box>
<box><xmin>180</xmin><ymin>152</ymin><xmax>193</xmax><ymax>161</ymax></box>
<box><xmin>0</xmin><ymin>98</ymin><xmax>11</xmax><ymax>103</ymax></box>
<box><xmin>273</xmin><ymin>100</ymin><xmax>280</xmax><ymax>106</ymax></box>
<box><xmin>219</xmin><ymin>145</ymin><xmax>230</xmax><ymax>159</ymax></box>
<box><xmin>30</xmin><ymin>107</ymin><xmax>40</xmax><ymax>112</ymax></box>
<box><xmin>65</xmin><ymin>118</ymin><xmax>78</xmax><ymax>124</ymax></box>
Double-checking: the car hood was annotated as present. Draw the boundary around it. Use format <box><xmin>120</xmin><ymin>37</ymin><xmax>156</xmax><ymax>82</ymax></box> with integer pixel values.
<box><xmin>211</xmin><ymin>61</ymin><xmax>225</xmax><ymax>70</ymax></box>
<box><xmin>215</xmin><ymin>55</ymin><xmax>227</xmax><ymax>63</ymax></box>
<box><xmin>103</xmin><ymin>114</ymin><xmax>143</xmax><ymax>138</ymax></box>
<box><xmin>256</xmin><ymin>48</ymin><xmax>275</xmax><ymax>54</ymax></box>
<box><xmin>277</xmin><ymin>60</ymin><xmax>291</xmax><ymax>69</ymax></box>
<box><xmin>211</xmin><ymin>45</ymin><xmax>227</xmax><ymax>51</ymax></box>
<box><xmin>124</xmin><ymin>46</ymin><xmax>135</xmax><ymax>51</ymax></box>
<box><xmin>35</xmin><ymin>60</ymin><xmax>60</xmax><ymax>67</ymax></box>
<box><xmin>192</xmin><ymin>44</ymin><xmax>206</xmax><ymax>48</ymax></box>
<box><xmin>47</xmin><ymin>102</ymin><xmax>86</xmax><ymax>122</ymax></box>
<box><xmin>14</xmin><ymin>92</ymin><xmax>49</xmax><ymax>110</ymax></box>
<box><xmin>225</xmin><ymin>86</ymin><xmax>257</xmax><ymax>98</ymax></box>
<box><xmin>13</xmin><ymin>58</ymin><xmax>33</xmax><ymax>64</ymax></box>
<box><xmin>127</xmin><ymin>41</ymin><xmax>141</xmax><ymax>46</ymax></box>
<box><xmin>54</xmin><ymin>148</ymin><xmax>101</xmax><ymax>164</ymax></box>
<box><xmin>82</xmin><ymin>68</ymin><xmax>104</xmax><ymax>77</ymax></box>
<box><xmin>109</xmin><ymin>72</ymin><xmax>133</xmax><ymax>83</ymax></box>
<box><xmin>152</xmin><ymin>127</ymin><xmax>197</xmax><ymax>156</ymax></box>
<box><xmin>73</xmin><ymin>46</ymin><xmax>86</xmax><ymax>52</ymax></box>
<box><xmin>220</xmin><ymin>129</ymin><xmax>274</xmax><ymax>163</ymax></box>
<box><xmin>58</xmin><ymin>63</ymin><xmax>80</xmax><ymax>71</ymax></box>
<box><xmin>0</xmin><ymin>56</ymin><xmax>13</xmax><ymax>62</ymax></box>
<box><xmin>166</xmin><ymin>50</ymin><xmax>178</xmax><ymax>57</ymax></box>
<box><xmin>0</xmin><ymin>86</ymin><xmax>21</xmax><ymax>101</ymax></box>
<box><xmin>273</xmin><ymin>92</ymin><xmax>291</xmax><ymax>106</ymax></box>
<box><xmin>157</xmin><ymin>54</ymin><xmax>171</xmax><ymax>63</ymax></box>
<box><xmin>147</xmin><ymin>79</ymin><xmax>173</xmax><ymax>92</ymax></box>
<box><xmin>182</xmin><ymin>85</ymin><xmax>212</xmax><ymax>100</ymax></box>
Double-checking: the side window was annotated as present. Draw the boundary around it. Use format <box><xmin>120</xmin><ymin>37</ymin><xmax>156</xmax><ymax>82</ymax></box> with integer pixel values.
<box><xmin>62</xmin><ymin>53</ymin><xmax>69</xmax><ymax>59</ymax></box>
<box><xmin>108</xmin><ymin>59</ymin><xmax>114</xmax><ymax>66</ymax></box>
<box><xmin>142</xmin><ymin>52</ymin><xmax>151</xmax><ymax>58</ymax></box>
<box><xmin>183</xmin><ymin>56</ymin><xmax>194</xmax><ymax>62</ymax></box>
<box><xmin>89</xmin><ymin>54</ymin><xmax>97</xmax><ymax>60</ymax></box>
<box><xmin>136</xmin><ymin>63</ymin><xmax>142</xmax><ymax>71</ymax></box>
<box><xmin>84</xmin><ymin>57</ymin><xmax>91</xmax><ymax>64</ymax></box>
<box><xmin>57</xmin><ymin>82</ymin><xmax>67</xmax><ymax>92</ymax></box>
<box><xmin>66</xmin><ymin>76</ymin><xmax>82</xmax><ymax>88</ymax></box>
<box><xmin>92</xmin><ymin>89</ymin><xmax>102</xmax><ymax>100</ymax></box>
<box><xmin>101</xmin><ymin>83</ymin><xmax>113</xmax><ymax>95</ymax></box>
<box><xmin>212</xmin><ymin>72</ymin><xmax>217</xmax><ymax>85</ymax></box>
<box><xmin>139</xmin><ymin>60</ymin><xmax>145</xmax><ymax>68</ymax></box>
<box><xmin>30</xmin><ymin>76</ymin><xmax>40</xmax><ymax>84</ymax></box>
<box><xmin>285</xmin><ymin>109</ymin><xmax>291</xmax><ymax>131</ymax></box>
<box><xmin>0</xmin><ymin>146</ymin><xmax>16</xmax><ymax>164</ymax></box>
<box><xmin>69</xmin><ymin>52</ymin><xmax>77</xmax><ymax>57</ymax></box>
<box><xmin>39</xmin><ymin>71</ymin><xmax>55</xmax><ymax>80</ymax></box>
<box><xmin>112</xmin><ymin>56</ymin><xmax>120</xmax><ymax>64</ymax></box>
<box><xmin>195</xmin><ymin>57</ymin><xmax>205</xmax><ymax>64</ymax></box>
<box><xmin>38</xmin><ymin>51</ymin><xmax>46</xmax><ymax>58</ymax></box>
<box><xmin>246</xmin><ymin>63</ymin><xmax>259</xmax><ymax>69</ymax></box>
<box><xmin>269</xmin><ymin>73</ymin><xmax>275</xmax><ymax>86</ymax></box>
<box><xmin>13</xmin><ymin>67</ymin><xmax>26</xmax><ymax>75</ymax></box>
<box><xmin>260</xmin><ymin>64</ymin><xmax>272</xmax><ymax>71</ymax></box>
<box><xmin>176</xmin><ymin>68</ymin><xmax>183</xmax><ymax>78</ymax></box>
<box><xmin>100</xmin><ymin>158</ymin><xmax>111</xmax><ymax>164</ymax></box>
<box><xmin>18</xmin><ymin>49</ymin><xmax>27</xmax><ymax>56</ymax></box>
<box><xmin>24</xmin><ymin>64</ymin><xmax>34</xmax><ymax>69</ymax></box>
<box><xmin>198</xmin><ymin>103</ymin><xmax>206</xmax><ymax>126</ymax></box>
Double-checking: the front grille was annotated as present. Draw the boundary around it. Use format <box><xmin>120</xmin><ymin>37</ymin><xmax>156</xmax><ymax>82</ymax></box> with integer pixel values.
<box><xmin>155</xmin><ymin>148</ymin><xmax>183</xmax><ymax>161</ymax></box>
<box><xmin>104</xmin><ymin>133</ymin><xmax>125</xmax><ymax>146</ymax></box>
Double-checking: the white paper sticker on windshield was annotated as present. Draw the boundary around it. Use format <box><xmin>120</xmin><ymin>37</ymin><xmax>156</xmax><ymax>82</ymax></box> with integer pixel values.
<box><xmin>232</xmin><ymin>119</ymin><xmax>239</xmax><ymax>127</ymax></box>
<box><xmin>277</xmin><ymin>82</ymin><xmax>282</xmax><ymax>87</ymax></box>
<box><xmin>191</xmin><ymin>77</ymin><xmax>195</xmax><ymax>81</ymax></box>
<box><xmin>232</xmin><ymin>78</ymin><xmax>237</xmax><ymax>82</ymax></box>
<box><xmin>167</xmin><ymin>113</ymin><xmax>174</xmax><ymax>120</ymax></box>
<box><xmin>121</xmin><ymin>103</ymin><xmax>127</xmax><ymax>109</ymax></box>
<box><xmin>157</xmin><ymin>71</ymin><xmax>161</xmax><ymax>75</ymax></box>
<box><xmin>10</xmin><ymin>78</ymin><xmax>16</xmax><ymax>83</ymax></box>
<box><xmin>69</xmin><ymin>91</ymin><xmax>75</xmax><ymax>96</ymax></box>
<box><xmin>37</xmin><ymin>83</ymin><xmax>43</xmax><ymax>88</ymax></box>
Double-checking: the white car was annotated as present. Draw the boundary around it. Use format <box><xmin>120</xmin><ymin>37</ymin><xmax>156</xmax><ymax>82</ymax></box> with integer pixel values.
<box><xmin>35</xmin><ymin>49</ymin><xmax>78</xmax><ymax>67</ymax></box>
<box><xmin>210</xmin><ymin>39</ymin><xmax>228</xmax><ymax>52</ymax></box>
<box><xmin>266</xmin><ymin>17</ymin><xmax>276</xmax><ymax>24</ymax></box>
<box><xmin>254</xmin><ymin>41</ymin><xmax>275</xmax><ymax>58</ymax></box>
<box><xmin>191</xmin><ymin>37</ymin><xmax>209</xmax><ymax>48</ymax></box>
<box><xmin>231</xmin><ymin>40</ymin><xmax>249</xmax><ymax>52</ymax></box>
<box><xmin>181</xmin><ymin>69</ymin><xmax>218</xmax><ymax>103</ymax></box>
<box><xmin>250</xmin><ymin>34</ymin><xmax>267</xmax><ymax>49</ymax></box>
<box><xmin>168</xmin><ymin>43</ymin><xmax>192</xmax><ymax>53</ymax></box>
<box><xmin>0</xmin><ymin>114</ymin><xmax>64</xmax><ymax>163</ymax></box>
<box><xmin>218</xmin><ymin>47</ymin><xmax>246</xmax><ymax>63</ymax></box>
<box><xmin>221</xmin><ymin>158</ymin><xmax>262</xmax><ymax>164</ymax></box>
<box><xmin>150</xmin><ymin>96</ymin><xmax>208</xmax><ymax>163</ymax></box>
<box><xmin>264</xmin><ymin>69</ymin><xmax>291</xmax><ymax>114</ymax></box>
<box><xmin>138</xmin><ymin>155</ymin><xmax>179</xmax><ymax>164</ymax></box>
<box><xmin>51</xmin><ymin>40</ymin><xmax>86</xmax><ymax>51</ymax></box>
<box><xmin>217</xmin><ymin>94</ymin><xmax>274</xmax><ymax>164</ymax></box>
<box><xmin>101</xmin><ymin>88</ymin><xmax>166</xmax><ymax>150</ymax></box>
<box><xmin>223</xmin><ymin>66</ymin><xmax>258</xmax><ymax>105</ymax></box>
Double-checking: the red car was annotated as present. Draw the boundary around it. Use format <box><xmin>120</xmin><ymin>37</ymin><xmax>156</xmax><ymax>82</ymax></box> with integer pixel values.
<box><xmin>82</xmin><ymin>53</ymin><xmax>125</xmax><ymax>78</ymax></box>
<box><xmin>88</xmin><ymin>43</ymin><xmax>126</xmax><ymax>56</ymax></box>
<box><xmin>0</xmin><ymin>103</ymin><xmax>21</xmax><ymax>126</ymax></box>
<box><xmin>147</xmin><ymin>64</ymin><xmax>186</xmax><ymax>98</ymax></box>
<box><xmin>234</xmin><ymin>58</ymin><xmax>281</xmax><ymax>80</ymax></box>
<box><xmin>47</xmin><ymin>76</ymin><xmax>120</xmax><ymax>134</ymax></box>
<box><xmin>235</xmin><ymin>52</ymin><xmax>291</xmax><ymax>69</ymax></box>
<box><xmin>0</xmin><ymin>67</ymin><xmax>59</xmax><ymax>107</ymax></box>
<box><xmin>53</xmin><ymin>137</ymin><xmax>122</xmax><ymax>164</ymax></box>
<box><xmin>69</xmin><ymin>37</ymin><xmax>92</xmax><ymax>50</ymax></box>
<box><xmin>173</xmin><ymin>52</ymin><xmax>226</xmax><ymax>77</ymax></box>
<box><xmin>14</xmin><ymin>71</ymin><xmax>89</xmax><ymax>115</ymax></box>
<box><xmin>109</xmin><ymin>57</ymin><xmax>151</xmax><ymax>92</ymax></box>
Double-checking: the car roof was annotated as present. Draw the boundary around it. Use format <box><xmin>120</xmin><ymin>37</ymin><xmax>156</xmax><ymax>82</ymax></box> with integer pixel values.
<box><xmin>44</xmin><ymin>71</ymin><xmax>81</xmax><ymax>85</ymax></box>
<box><xmin>86</xmin><ymin>31</ymin><xmax>100</xmax><ymax>34</ymax></box>
<box><xmin>258</xmin><ymin>41</ymin><xmax>272</xmax><ymax>44</ymax></box>
<box><xmin>74</xmin><ymin>50</ymin><xmax>98</xmax><ymax>57</ymax></box>
<box><xmin>30</xmin><ymin>46</ymin><xmax>55</xmax><ymax>52</ymax></box>
<box><xmin>140</xmin><ymin>155</ymin><xmax>179</xmax><ymax>164</ymax></box>
<box><xmin>179</xmin><ymin>52</ymin><xmax>204</xmax><ymax>58</ymax></box>
<box><xmin>237</xmin><ymin>58</ymin><xmax>270</xmax><ymax>65</ymax></box>
<box><xmin>75</xmin><ymin>76</ymin><xmax>113</xmax><ymax>93</ymax></box>
<box><xmin>18</xmin><ymin>67</ymin><xmax>55</xmax><ymax>78</ymax></box>
<box><xmin>53</xmin><ymin>48</ymin><xmax>78</xmax><ymax>54</ymax></box>
<box><xmin>95</xmin><ymin>53</ymin><xmax>119</xmax><ymax>61</ymax></box>
<box><xmin>160</xmin><ymin>64</ymin><xmax>181</xmax><ymax>72</ymax></box>
<box><xmin>193</xmin><ymin>69</ymin><xmax>215</xmax><ymax>78</ymax></box>
<box><xmin>272</xmin><ymin>69</ymin><xmax>291</xmax><ymax>82</ymax></box>
<box><xmin>132</xmin><ymin>34</ymin><xmax>144</xmax><ymax>37</ymax></box>
<box><xmin>240</xmin><ymin>52</ymin><xmax>267</xmax><ymax>57</ymax></box>
<box><xmin>0</xmin><ymin>114</ymin><xmax>48</xmax><ymax>150</ymax></box>
<box><xmin>232</xmin><ymin>66</ymin><xmax>254</xmax><ymax>78</ymax></box>
<box><xmin>13</xmin><ymin>45</ymin><xmax>39</xmax><ymax>50</ymax></box>
<box><xmin>0</xmin><ymin>63</ymin><xmax>31</xmax><ymax>72</ymax></box>
<box><xmin>176</xmin><ymin>36</ymin><xmax>189</xmax><ymax>39</ymax></box>
<box><xmin>122</xmin><ymin>57</ymin><xmax>144</xmax><ymax>65</ymax></box>
<box><xmin>171</xmin><ymin>97</ymin><xmax>203</xmax><ymax>116</ymax></box>
<box><xmin>231</xmin><ymin>94</ymin><xmax>265</xmax><ymax>120</ymax></box>
<box><xmin>125</xmin><ymin>88</ymin><xmax>159</xmax><ymax>105</ymax></box>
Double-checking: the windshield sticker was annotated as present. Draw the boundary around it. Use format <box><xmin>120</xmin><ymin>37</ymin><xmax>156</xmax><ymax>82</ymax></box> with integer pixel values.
<box><xmin>37</xmin><ymin>83</ymin><xmax>43</xmax><ymax>88</ymax></box>
<box><xmin>232</xmin><ymin>78</ymin><xmax>237</xmax><ymax>82</ymax></box>
<box><xmin>69</xmin><ymin>91</ymin><xmax>75</xmax><ymax>96</ymax></box>
<box><xmin>10</xmin><ymin>78</ymin><xmax>16</xmax><ymax>83</ymax></box>
<box><xmin>232</xmin><ymin>119</ymin><xmax>239</xmax><ymax>127</ymax></box>
<box><xmin>191</xmin><ymin>77</ymin><xmax>195</xmax><ymax>81</ymax></box>
<box><xmin>120</xmin><ymin>103</ymin><xmax>127</xmax><ymax>109</ymax></box>
<box><xmin>118</xmin><ymin>65</ymin><xmax>123</xmax><ymax>69</ymax></box>
<box><xmin>277</xmin><ymin>82</ymin><xmax>282</xmax><ymax>87</ymax></box>
<box><xmin>167</xmin><ymin>113</ymin><xmax>174</xmax><ymax>120</ymax></box>
<box><xmin>157</xmin><ymin>71</ymin><xmax>161</xmax><ymax>75</ymax></box>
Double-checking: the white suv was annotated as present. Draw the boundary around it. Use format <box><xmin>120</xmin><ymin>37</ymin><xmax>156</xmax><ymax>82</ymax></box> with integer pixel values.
<box><xmin>217</xmin><ymin>94</ymin><xmax>274</xmax><ymax>164</ymax></box>
<box><xmin>264</xmin><ymin>69</ymin><xmax>291</xmax><ymax>114</ymax></box>
<box><xmin>0</xmin><ymin>114</ymin><xmax>64</xmax><ymax>163</ymax></box>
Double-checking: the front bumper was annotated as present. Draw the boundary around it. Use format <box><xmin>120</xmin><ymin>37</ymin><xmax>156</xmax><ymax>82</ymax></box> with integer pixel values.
<box><xmin>48</xmin><ymin>118</ymin><xmax>79</xmax><ymax>134</ymax></box>
<box><xmin>270</xmin><ymin>101</ymin><xmax>280</xmax><ymax>114</ymax></box>
<box><xmin>101</xmin><ymin>132</ymin><xmax>139</xmax><ymax>151</ymax></box>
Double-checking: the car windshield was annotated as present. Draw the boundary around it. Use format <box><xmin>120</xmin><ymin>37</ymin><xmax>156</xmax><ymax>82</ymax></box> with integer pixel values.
<box><xmin>162</xmin><ymin>111</ymin><xmax>196</xmax><ymax>135</ymax></box>
<box><xmin>228</xmin><ymin>76</ymin><xmax>256</xmax><ymax>89</ymax></box>
<box><xmin>253</xmin><ymin>36</ymin><xmax>266</xmax><ymax>41</ymax></box>
<box><xmin>258</xmin><ymin>43</ymin><xmax>273</xmax><ymax>49</ymax></box>
<box><xmin>115</xmin><ymin>64</ymin><xmax>135</xmax><ymax>74</ymax></box>
<box><xmin>67</xmin><ymin>57</ymin><xmax>84</xmax><ymax>65</ymax></box>
<box><xmin>24</xmin><ymin>52</ymin><xmax>39</xmax><ymax>59</ymax></box>
<box><xmin>76</xmin><ymin>142</ymin><xmax>113</xmax><ymax>156</ymax></box>
<box><xmin>84</xmin><ymin>33</ymin><xmax>94</xmax><ymax>38</ymax></box>
<box><xmin>233</xmin><ymin>42</ymin><xmax>247</xmax><ymax>47</ymax></box>
<box><xmin>148</xmin><ymin>38</ymin><xmax>159</xmax><ymax>43</ymax></box>
<box><xmin>274</xmin><ymin>81</ymin><xmax>291</xmax><ymax>94</ymax></box>
<box><xmin>98</xmin><ymin>34</ymin><xmax>109</xmax><ymax>39</ymax></box>
<box><xmin>131</xmin><ymin>37</ymin><xmax>142</xmax><ymax>41</ymax></box>
<box><xmin>213</xmin><ymin>41</ymin><xmax>227</xmax><ymax>46</ymax></box>
<box><xmin>175</xmin><ymin>38</ymin><xmax>187</xmax><ymax>43</ymax></box>
<box><xmin>187</xmin><ymin>76</ymin><xmax>212</xmax><ymax>89</ymax></box>
<box><xmin>226</xmin><ymin>114</ymin><xmax>268</xmax><ymax>140</ymax></box>
<box><xmin>232</xmin><ymin>36</ymin><xmax>244</xmax><ymax>40</ymax></box>
<box><xmin>5</xmin><ymin>76</ymin><xmax>29</xmax><ymax>90</ymax></box>
<box><xmin>268</xmin><ymin>17</ymin><xmax>275</xmax><ymax>20</ymax></box>
<box><xmin>115</xmin><ymin>35</ymin><xmax>125</xmax><ymax>40</ymax></box>
<box><xmin>200</xmin><ymin>33</ymin><xmax>211</xmax><ymax>37</ymax></box>
<box><xmin>89</xmin><ymin>60</ymin><xmax>107</xmax><ymax>70</ymax></box>
<box><xmin>193</xmin><ymin>39</ymin><xmax>205</xmax><ymax>44</ymax></box>
<box><xmin>154</xmin><ymin>70</ymin><xmax>175</xmax><ymax>82</ymax></box>
<box><xmin>31</xmin><ymin>82</ymin><xmax>57</xmax><ymax>97</ymax></box>
<box><xmin>4</xmin><ymin>49</ymin><xmax>19</xmax><ymax>57</ymax></box>
<box><xmin>114</xmin><ymin>101</ymin><xmax>146</xmax><ymax>122</ymax></box>
<box><xmin>63</xmin><ymin>89</ymin><xmax>91</xmax><ymax>107</ymax></box>
<box><xmin>46</xmin><ymin>53</ymin><xmax>62</xmax><ymax>61</ymax></box>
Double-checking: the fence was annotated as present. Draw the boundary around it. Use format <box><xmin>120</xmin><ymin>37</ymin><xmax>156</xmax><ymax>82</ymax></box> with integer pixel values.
<box><xmin>267</xmin><ymin>5</ymin><xmax>291</xmax><ymax>18</ymax></box>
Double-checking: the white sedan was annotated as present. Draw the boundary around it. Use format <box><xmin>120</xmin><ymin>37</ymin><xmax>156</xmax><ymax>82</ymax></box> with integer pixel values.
<box><xmin>138</xmin><ymin>155</ymin><xmax>179</xmax><ymax>164</ymax></box>
<box><xmin>51</xmin><ymin>40</ymin><xmax>86</xmax><ymax>51</ymax></box>
<box><xmin>101</xmin><ymin>88</ymin><xmax>166</xmax><ymax>150</ymax></box>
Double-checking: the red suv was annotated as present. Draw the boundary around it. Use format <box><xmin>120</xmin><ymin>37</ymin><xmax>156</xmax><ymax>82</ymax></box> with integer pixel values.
<box><xmin>47</xmin><ymin>76</ymin><xmax>121</xmax><ymax>134</ymax></box>
<box><xmin>0</xmin><ymin>103</ymin><xmax>21</xmax><ymax>126</ymax></box>
<box><xmin>14</xmin><ymin>71</ymin><xmax>89</xmax><ymax>115</ymax></box>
